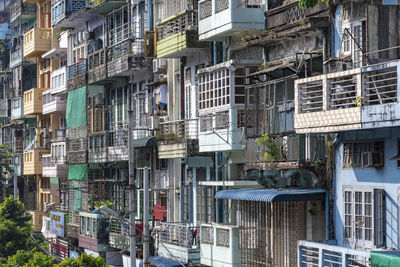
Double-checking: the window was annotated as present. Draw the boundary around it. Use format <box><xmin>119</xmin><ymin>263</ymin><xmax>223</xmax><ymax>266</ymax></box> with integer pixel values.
<box><xmin>343</xmin><ymin>188</ymin><xmax>385</xmax><ymax>249</ymax></box>
<box><xmin>198</xmin><ymin>68</ymin><xmax>230</xmax><ymax>110</ymax></box>
<box><xmin>343</xmin><ymin>141</ymin><xmax>384</xmax><ymax>168</ymax></box>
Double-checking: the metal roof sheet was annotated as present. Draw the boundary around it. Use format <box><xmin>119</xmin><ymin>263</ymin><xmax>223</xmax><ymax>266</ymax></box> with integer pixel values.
<box><xmin>215</xmin><ymin>188</ymin><xmax>326</xmax><ymax>202</ymax></box>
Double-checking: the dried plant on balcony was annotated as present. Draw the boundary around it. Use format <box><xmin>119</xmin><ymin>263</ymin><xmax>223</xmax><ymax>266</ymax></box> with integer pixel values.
<box><xmin>255</xmin><ymin>134</ymin><xmax>279</xmax><ymax>162</ymax></box>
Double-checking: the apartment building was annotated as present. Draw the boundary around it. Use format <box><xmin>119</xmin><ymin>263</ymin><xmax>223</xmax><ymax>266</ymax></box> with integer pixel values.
<box><xmin>3</xmin><ymin>0</ymin><xmax>400</xmax><ymax>266</ymax></box>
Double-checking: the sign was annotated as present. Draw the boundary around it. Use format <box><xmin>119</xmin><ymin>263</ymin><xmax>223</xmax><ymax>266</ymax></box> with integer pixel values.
<box><xmin>50</xmin><ymin>211</ymin><xmax>65</xmax><ymax>237</ymax></box>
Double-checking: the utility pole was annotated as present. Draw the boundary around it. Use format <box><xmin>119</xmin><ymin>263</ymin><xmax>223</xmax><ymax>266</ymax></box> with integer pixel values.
<box><xmin>128</xmin><ymin>75</ymin><xmax>136</xmax><ymax>267</ymax></box>
<box><xmin>143</xmin><ymin>167</ymin><xmax>149</xmax><ymax>267</ymax></box>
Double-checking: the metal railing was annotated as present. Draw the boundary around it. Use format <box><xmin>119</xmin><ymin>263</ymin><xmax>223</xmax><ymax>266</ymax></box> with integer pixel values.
<box><xmin>159</xmin><ymin>120</ymin><xmax>185</xmax><ymax>139</ymax></box>
<box><xmin>298</xmin><ymin>80</ymin><xmax>323</xmax><ymax>113</ymax></box>
<box><xmin>298</xmin><ymin>240</ymin><xmax>370</xmax><ymax>267</ymax></box>
<box><xmin>159</xmin><ymin>222</ymin><xmax>199</xmax><ymax>248</ymax></box>
<box><xmin>199</xmin><ymin>0</ymin><xmax>212</xmax><ymax>19</ymax></box>
<box><xmin>216</xmin><ymin>0</ymin><xmax>229</xmax><ymax>13</ymax></box>
<box><xmin>157</xmin><ymin>10</ymin><xmax>197</xmax><ymax>40</ymax></box>
<box><xmin>200</xmin><ymin>115</ymin><xmax>213</xmax><ymax>132</ymax></box>
<box><xmin>68</xmin><ymin>60</ymin><xmax>87</xmax><ymax>79</ymax></box>
<box><xmin>237</xmin><ymin>0</ymin><xmax>263</xmax><ymax>8</ymax></box>
<box><xmin>215</xmin><ymin>111</ymin><xmax>230</xmax><ymax>129</ymax></box>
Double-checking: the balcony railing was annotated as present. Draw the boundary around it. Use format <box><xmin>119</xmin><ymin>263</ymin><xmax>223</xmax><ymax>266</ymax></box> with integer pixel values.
<box><xmin>245</xmin><ymin>134</ymin><xmax>326</xmax><ymax>166</ymax></box>
<box><xmin>159</xmin><ymin>120</ymin><xmax>185</xmax><ymax>140</ymax></box>
<box><xmin>66</xmin><ymin>137</ymin><xmax>87</xmax><ymax>164</ymax></box>
<box><xmin>266</xmin><ymin>1</ymin><xmax>328</xmax><ymax>31</ymax></box>
<box><xmin>295</xmin><ymin>60</ymin><xmax>400</xmax><ymax>133</ymax></box>
<box><xmin>88</xmin><ymin>48</ymin><xmax>107</xmax><ymax>84</ymax></box>
<box><xmin>107</xmin><ymin>129</ymin><xmax>128</xmax><ymax>161</ymax></box>
<box><xmin>159</xmin><ymin>222</ymin><xmax>199</xmax><ymax>248</ymax></box>
<box><xmin>157</xmin><ymin>10</ymin><xmax>197</xmax><ymax>41</ymax></box>
<box><xmin>88</xmin><ymin>132</ymin><xmax>107</xmax><ymax>163</ymax></box>
<box><xmin>51</xmin><ymin>140</ymin><xmax>66</xmax><ymax>165</ymax></box>
<box><xmin>67</xmin><ymin>60</ymin><xmax>87</xmax><ymax>91</ymax></box>
<box><xmin>298</xmin><ymin>240</ymin><xmax>370</xmax><ymax>267</ymax></box>
<box><xmin>200</xmin><ymin>224</ymin><xmax>241</xmax><ymax>267</ymax></box>
<box><xmin>10</xmin><ymin>1</ymin><xmax>36</xmax><ymax>22</ymax></box>
<box><xmin>107</xmin><ymin>40</ymin><xmax>146</xmax><ymax>77</ymax></box>
<box><xmin>23</xmin><ymin>28</ymin><xmax>52</xmax><ymax>58</ymax></box>
<box><xmin>43</xmin><ymin>90</ymin><xmax>67</xmax><ymax>114</ymax></box>
<box><xmin>51</xmin><ymin>66</ymin><xmax>67</xmax><ymax>95</ymax></box>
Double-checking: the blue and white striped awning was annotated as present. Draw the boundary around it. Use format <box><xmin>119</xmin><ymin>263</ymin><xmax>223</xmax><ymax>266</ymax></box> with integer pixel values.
<box><xmin>215</xmin><ymin>188</ymin><xmax>326</xmax><ymax>202</ymax></box>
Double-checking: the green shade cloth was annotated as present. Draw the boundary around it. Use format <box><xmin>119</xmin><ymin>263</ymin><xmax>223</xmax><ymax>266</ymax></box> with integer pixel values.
<box><xmin>66</xmin><ymin>86</ymin><xmax>87</xmax><ymax>129</ymax></box>
<box><xmin>68</xmin><ymin>164</ymin><xmax>87</xmax><ymax>181</ymax></box>
<box><xmin>50</xmin><ymin>177</ymin><xmax>59</xmax><ymax>197</ymax></box>
<box><xmin>133</xmin><ymin>136</ymin><xmax>158</xmax><ymax>148</ymax></box>
<box><xmin>73</xmin><ymin>182</ymin><xmax>81</xmax><ymax>211</ymax></box>
<box><xmin>371</xmin><ymin>251</ymin><xmax>400</xmax><ymax>267</ymax></box>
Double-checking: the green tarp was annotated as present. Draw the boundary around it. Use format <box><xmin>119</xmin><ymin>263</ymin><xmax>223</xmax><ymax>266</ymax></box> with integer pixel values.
<box><xmin>371</xmin><ymin>251</ymin><xmax>400</xmax><ymax>267</ymax></box>
<box><xmin>73</xmin><ymin>182</ymin><xmax>81</xmax><ymax>211</ymax></box>
<box><xmin>66</xmin><ymin>86</ymin><xmax>87</xmax><ymax>129</ymax></box>
<box><xmin>68</xmin><ymin>164</ymin><xmax>87</xmax><ymax>181</ymax></box>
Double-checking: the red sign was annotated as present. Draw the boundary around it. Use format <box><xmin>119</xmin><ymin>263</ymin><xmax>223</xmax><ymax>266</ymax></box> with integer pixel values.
<box><xmin>153</xmin><ymin>205</ymin><xmax>167</xmax><ymax>221</ymax></box>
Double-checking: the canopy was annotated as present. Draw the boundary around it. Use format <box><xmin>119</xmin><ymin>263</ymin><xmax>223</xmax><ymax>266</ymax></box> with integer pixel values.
<box><xmin>68</xmin><ymin>164</ymin><xmax>87</xmax><ymax>181</ymax></box>
<box><xmin>215</xmin><ymin>188</ymin><xmax>326</xmax><ymax>202</ymax></box>
<box><xmin>66</xmin><ymin>86</ymin><xmax>87</xmax><ymax>129</ymax></box>
<box><xmin>133</xmin><ymin>136</ymin><xmax>158</xmax><ymax>148</ymax></box>
<box><xmin>371</xmin><ymin>251</ymin><xmax>400</xmax><ymax>267</ymax></box>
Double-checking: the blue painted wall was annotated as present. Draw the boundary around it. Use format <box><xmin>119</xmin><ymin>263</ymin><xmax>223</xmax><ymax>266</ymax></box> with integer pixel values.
<box><xmin>334</xmin><ymin>127</ymin><xmax>400</xmax><ymax>249</ymax></box>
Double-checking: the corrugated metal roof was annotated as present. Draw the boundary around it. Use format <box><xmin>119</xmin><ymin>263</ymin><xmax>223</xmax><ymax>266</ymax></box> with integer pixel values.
<box><xmin>215</xmin><ymin>188</ymin><xmax>326</xmax><ymax>202</ymax></box>
<box><xmin>133</xmin><ymin>136</ymin><xmax>158</xmax><ymax>148</ymax></box>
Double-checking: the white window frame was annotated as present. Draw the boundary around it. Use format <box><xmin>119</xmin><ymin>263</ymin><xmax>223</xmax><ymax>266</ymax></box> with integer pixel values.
<box><xmin>343</xmin><ymin>187</ymin><xmax>385</xmax><ymax>250</ymax></box>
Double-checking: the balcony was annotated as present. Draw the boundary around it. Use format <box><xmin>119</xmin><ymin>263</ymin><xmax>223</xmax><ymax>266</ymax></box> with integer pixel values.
<box><xmin>107</xmin><ymin>129</ymin><xmax>128</xmax><ymax>161</ymax></box>
<box><xmin>66</xmin><ymin>211</ymin><xmax>80</xmax><ymax>239</ymax></box>
<box><xmin>51</xmin><ymin>66</ymin><xmax>67</xmax><ymax>95</ymax></box>
<box><xmin>156</xmin><ymin>10</ymin><xmax>206</xmax><ymax>58</ymax></box>
<box><xmin>67</xmin><ymin>60</ymin><xmax>87</xmax><ymax>91</ymax></box>
<box><xmin>10</xmin><ymin>1</ymin><xmax>36</xmax><ymax>23</ymax></box>
<box><xmin>245</xmin><ymin>134</ymin><xmax>326</xmax><ymax>171</ymax></box>
<box><xmin>198</xmin><ymin>0</ymin><xmax>265</xmax><ymax>41</ymax></box>
<box><xmin>23</xmin><ymin>149</ymin><xmax>50</xmax><ymax>175</ymax></box>
<box><xmin>13</xmin><ymin>154</ymin><xmax>23</xmax><ymax>176</ymax></box>
<box><xmin>88</xmin><ymin>48</ymin><xmax>107</xmax><ymax>84</ymax></box>
<box><xmin>23</xmin><ymin>28</ymin><xmax>52</xmax><ymax>58</ymax></box>
<box><xmin>79</xmin><ymin>212</ymin><xmax>110</xmax><ymax>253</ymax></box>
<box><xmin>10</xmin><ymin>42</ymin><xmax>36</xmax><ymax>68</ymax></box>
<box><xmin>109</xmin><ymin>218</ymin><xmax>143</xmax><ymax>251</ymax></box>
<box><xmin>51</xmin><ymin>0</ymin><xmax>87</xmax><ymax>27</ymax></box>
<box><xmin>66</xmin><ymin>127</ymin><xmax>87</xmax><ymax>164</ymax></box>
<box><xmin>298</xmin><ymin>240</ymin><xmax>370</xmax><ymax>267</ymax></box>
<box><xmin>89</xmin><ymin>0</ymin><xmax>125</xmax><ymax>15</ymax></box>
<box><xmin>51</xmin><ymin>140</ymin><xmax>67</xmax><ymax>165</ymax></box>
<box><xmin>158</xmin><ymin>120</ymin><xmax>199</xmax><ymax>159</ymax></box>
<box><xmin>295</xmin><ymin>60</ymin><xmax>400</xmax><ymax>133</ymax></box>
<box><xmin>88</xmin><ymin>132</ymin><xmax>107</xmax><ymax>163</ymax></box>
<box><xmin>107</xmin><ymin>40</ymin><xmax>146</xmax><ymax>77</ymax></box>
<box><xmin>23</xmin><ymin>88</ymin><xmax>48</xmax><ymax>116</ymax></box>
<box><xmin>42</xmin><ymin>154</ymin><xmax>68</xmax><ymax>179</ymax></box>
<box><xmin>11</xmin><ymin>97</ymin><xmax>23</xmax><ymax>120</ymax></box>
<box><xmin>158</xmin><ymin>222</ymin><xmax>200</xmax><ymax>265</ymax></box>
<box><xmin>200</xmin><ymin>224</ymin><xmax>241</xmax><ymax>267</ymax></box>
<box><xmin>42</xmin><ymin>90</ymin><xmax>67</xmax><ymax>114</ymax></box>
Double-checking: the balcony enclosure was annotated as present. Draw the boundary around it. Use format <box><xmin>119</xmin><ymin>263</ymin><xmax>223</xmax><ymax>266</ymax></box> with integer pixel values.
<box><xmin>42</xmin><ymin>89</ymin><xmax>67</xmax><ymax>114</ymax></box>
<box><xmin>295</xmin><ymin>60</ymin><xmax>400</xmax><ymax>133</ymax></box>
<box><xmin>23</xmin><ymin>149</ymin><xmax>50</xmax><ymax>175</ymax></box>
<box><xmin>51</xmin><ymin>139</ymin><xmax>67</xmax><ymax>165</ymax></box>
<box><xmin>197</xmin><ymin>61</ymin><xmax>259</xmax><ymax>152</ymax></box>
<box><xmin>10</xmin><ymin>0</ymin><xmax>36</xmax><ymax>23</ymax></box>
<box><xmin>88</xmin><ymin>48</ymin><xmax>106</xmax><ymax>84</ymax></box>
<box><xmin>67</xmin><ymin>59</ymin><xmax>87</xmax><ymax>91</ymax></box>
<box><xmin>23</xmin><ymin>28</ymin><xmax>52</xmax><ymax>58</ymax></box>
<box><xmin>51</xmin><ymin>66</ymin><xmax>67</xmax><ymax>95</ymax></box>
<box><xmin>51</xmin><ymin>0</ymin><xmax>87</xmax><ymax>27</ymax></box>
<box><xmin>198</xmin><ymin>0</ymin><xmax>265</xmax><ymax>41</ymax></box>
<box><xmin>106</xmin><ymin>4</ymin><xmax>147</xmax><ymax>77</ymax></box>
<box><xmin>42</xmin><ymin>153</ymin><xmax>68</xmax><ymax>178</ymax></box>
<box><xmin>11</xmin><ymin>97</ymin><xmax>23</xmax><ymax>120</ymax></box>
<box><xmin>158</xmin><ymin>120</ymin><xmax>199</xmax><ymax>159</ymax></box>
<box><xmin>109</xmin><ymin>218</ymin><xmax>143</xmax><ymax>251</ymax></box>
<box><xmin>79</xmin><ymin>212</ymin><xmax>110</xmax><ymax>253</ymax></box>
<box><xmin>10</xmin><ymin>39</ymin><xmax>36</xmax><ymax>68</ymax></box>
<box><xmin>156</xmin><ymin>0</ymin><xmax>205</xmax><ymax>58</ymax></box>
<box><xmin>107</xmin><ymin>128</ymin><xmax>128</xmax><ymax>161</ymax></box>
<box><xmin>157</xmin><ymin>222</ymin><xmax>200</xmax><ymax>265</ymax></box>
<box><xmin>88</xmin><ymin>132</ymin><xmax>107</xmax><ymax>163</ymax></box>
<box><xmin>24</xmin><ymin>88</ymin><xmax>48</xmax><ymax>115</ymax></box>
<box><xmin>66</xmin><ymin>127</ymin><xmax>87</xmax><ymax>164</ymax></box>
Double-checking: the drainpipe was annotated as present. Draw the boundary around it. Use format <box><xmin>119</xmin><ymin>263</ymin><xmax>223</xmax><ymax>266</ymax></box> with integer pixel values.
<box><xmin>147</xmin><ymin>0</ymin><xmax>152</xmax><ymax>31</ymax></box>
<box><xmin>180</xmin><ymin>57</ymin><xmax>185</xmax><ymax>120</ymax></box>
<box><xmin>143</xmin><ymin>167</ymin><xmax>150</xmax><ymax>267</ymax></box>
<box><xmin>221</xmin><ymin>152</ymin><xmax>225</xmax><ymax>223</ymax></box>
<box><xmin>213</xmin><ymin>41</ymin><xmax>218</xmax><ymax>65</ymax></box>
<box><xmin>215</xmin><ymin>152</ymin><xmax>219</xmax><ymax>223</ymax></box>
<box><xmin>325</xmin><ymin>191</ymin><xmax>329</xmax><ymax>240</ymax></box>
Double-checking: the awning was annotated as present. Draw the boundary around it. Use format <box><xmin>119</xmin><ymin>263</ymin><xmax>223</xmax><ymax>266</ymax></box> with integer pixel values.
<box><xmin>215</xmin><ymin>188</ymin><xmax>326</xmax><ymax>202</ymax></box>
<box><xmin>133</xmin><ymin>136</ymin><xmax>158</xmax><ymax>148</ymax></box>
<box><xmin>371</xmin><ymin>251</ymin><xmax>400</xmax><ymax>267</ymax></box>
<box><xmin>248</xmin><ymin>62</ymin><xmax>296</xmax><ymax>77</ymax></box>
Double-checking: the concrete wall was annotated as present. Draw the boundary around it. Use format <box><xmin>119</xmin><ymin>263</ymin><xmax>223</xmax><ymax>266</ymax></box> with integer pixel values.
<box><xmin>334</xmin><ymin>127</ymin><xmax>400</xmax><ymax>250</ymax></box>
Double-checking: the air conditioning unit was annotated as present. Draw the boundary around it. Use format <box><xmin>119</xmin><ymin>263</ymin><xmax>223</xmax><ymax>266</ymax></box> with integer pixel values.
<box><xmin>152</xmin><ymin>58</ymin><xmax>167</xmax><ymax>74</ymax></box>
<box><xmin>361</xmin><ymin>151</ymin><xmax>384</xmax><ymax>168</ymax></box>
<box><xmin>148</xmin><ymin>116</ymin><xmax>160</xmax><ymax>130</ymax></box>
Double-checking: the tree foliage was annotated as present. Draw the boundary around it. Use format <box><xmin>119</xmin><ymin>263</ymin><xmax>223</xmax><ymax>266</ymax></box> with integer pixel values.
<box><xmin>299</xmin><ymin>0</ymin><xmax>332</xmax><ymax>8</ymax></box>
<box><xmin>0</xmin><ymin>196</ymin><xmax>31</xmax><ymax>228</ymax></box>
<box><xmin>58</xmin><ymin>253</ymin><xmax>106</xmax><ymax>267</ymax></box>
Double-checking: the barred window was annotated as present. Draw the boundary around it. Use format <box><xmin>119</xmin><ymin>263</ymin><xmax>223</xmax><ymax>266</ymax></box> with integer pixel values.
<box><xmin>343</xmin><ymin>141</ymin><xmax>384</xmax><ymax>168</ymax></box>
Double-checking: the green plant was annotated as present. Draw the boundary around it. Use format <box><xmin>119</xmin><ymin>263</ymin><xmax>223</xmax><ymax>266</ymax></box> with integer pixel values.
<box><xmin>255</xmin><ymin>134</ymin><xmax>279</xmax><ymax>162</ymax></box>
<box><xmin>93</xmin><ymin>199</ymin><xmax>112</xmax><ymax>209</ymax></box>
<box><xmin>355</xmin><ymin>96</ymin><xmax>363</xmax><ymax>107</ymax></box>
<box><xmin>299</xmin><ymin>0</ymin><xmax>333</xmax><ymax>8</ymax></box>
<box><xmin>308</xmin><ymin>203</ymin><xmax>319</xmax><ymax>216</ymax></box>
